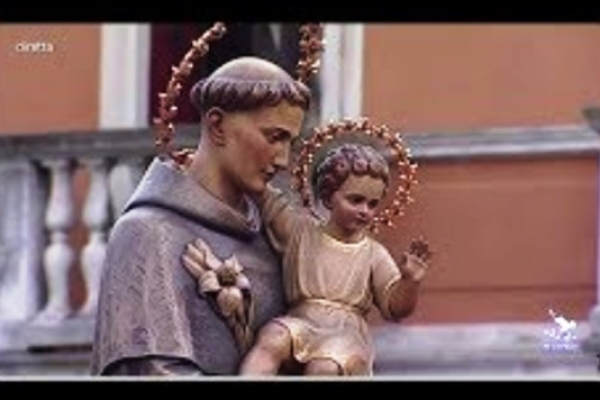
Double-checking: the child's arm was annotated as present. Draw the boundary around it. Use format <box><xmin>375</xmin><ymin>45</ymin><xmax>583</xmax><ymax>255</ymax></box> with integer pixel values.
<box><xmin>371</xmin><ymin>239</ymin><xmax>432</xmax><ymax>322</ymax></box>
<box><xmin>257</xmin><ymin>184</ymin><xmax>305</xmax><ymax>252</ymax></box>
<box><xmin>386</xmin><ymin>254</ymin><xmax>427</xmax><ymax>320</ymax></box>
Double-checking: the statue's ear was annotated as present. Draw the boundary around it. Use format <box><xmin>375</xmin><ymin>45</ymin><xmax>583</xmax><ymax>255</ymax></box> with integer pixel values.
<box><xmin>205</xmin><ymin>107</ymin><xmax>226</xmax><ymax>146</ymax></box>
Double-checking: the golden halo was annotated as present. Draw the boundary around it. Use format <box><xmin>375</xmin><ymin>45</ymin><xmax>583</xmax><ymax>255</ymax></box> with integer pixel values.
<box><xmin>152</xmin><ymin>23</ymin><xmax>325</xmax><ymax>168</ymax></box>
<box><xmin>153</xmin><ymin>22</ymin><xmax>227</xmax><ymax>167</ymax></box>
<box><xmin>291</xmin><ymin>117</ymin><xmax>418</xmax><ymax>233</ymax></box>
<box><xmin>296</xmin><ymin>23</ymin><xmax>325</xmax><ymax>84</ymax></box>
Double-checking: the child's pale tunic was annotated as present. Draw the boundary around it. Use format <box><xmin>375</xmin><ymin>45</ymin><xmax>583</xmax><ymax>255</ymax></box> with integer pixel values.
<box><xmin>261</xmin><ymin>186</ymin><xmax>402</xmax><ymax>375</ymax></box>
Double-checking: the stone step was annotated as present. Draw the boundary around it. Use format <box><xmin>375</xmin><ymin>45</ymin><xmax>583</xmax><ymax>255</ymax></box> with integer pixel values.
<box><xmin>0</xmin><ymin>347</ymin><xmax>91</xmax><ymax>376</ymax></box>
<box><xmin>0</xmin><ymin>321</ymin><xmax>598</xmax><ymax>377</ymax></box>
<box><xmin>372</xmin><ymin>322</ymin><xmax>600</xmax><ymax>378</ymax></box>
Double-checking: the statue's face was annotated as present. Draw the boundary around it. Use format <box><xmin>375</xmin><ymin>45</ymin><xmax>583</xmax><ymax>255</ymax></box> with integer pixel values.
<box><xmin>327</xmin><ymin>174</ymin><xmax>386</xmax><ymax>238</ymax></box>
<box><xmin>222</xmin><ymin>101</ymin><xmax>305</xmax><ymax>195</ymax></box>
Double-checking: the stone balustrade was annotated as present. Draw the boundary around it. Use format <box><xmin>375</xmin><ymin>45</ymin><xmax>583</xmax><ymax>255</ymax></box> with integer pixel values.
<box><xmin>0</xmin><ymin>125</ymin><xmax>200</xmax><ymax>350</ymax></box>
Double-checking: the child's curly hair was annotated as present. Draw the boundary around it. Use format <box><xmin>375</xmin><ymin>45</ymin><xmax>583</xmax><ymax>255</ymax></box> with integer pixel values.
<box><xmin>314</xmin><ymin>143</ymin><xmax>390</xmax><ymax>205</ymax></box>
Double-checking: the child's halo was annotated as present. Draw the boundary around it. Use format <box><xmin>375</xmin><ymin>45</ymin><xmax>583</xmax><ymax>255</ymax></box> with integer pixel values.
<box><xmin>291</xmin><ymin>117</ymin><xmax>418</xmax><ymax>233</ymax></box>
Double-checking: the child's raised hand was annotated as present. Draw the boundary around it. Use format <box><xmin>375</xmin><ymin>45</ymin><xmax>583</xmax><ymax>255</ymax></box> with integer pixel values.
<box><xmin>408</xmin><ymin>237</ymin><xmax>433</xmax><ymax>262</ymax></box>
<box><xmin>399</xmin><ymin>237</ymin><xmax>433</xmax><ymax>282</ymax></box>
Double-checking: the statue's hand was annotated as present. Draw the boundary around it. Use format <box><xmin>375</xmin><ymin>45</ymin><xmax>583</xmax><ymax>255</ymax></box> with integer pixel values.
<box><xmin>399</xmin><ymin>237</ymin><xmax>433</xmax><ymax>282</ymax></box>
<box><xmin>408</xmin><ymin>237</ymin><xmax>433</xmax><ymax>262</ymax></box>
<box><xmin>399</xmin><ymin>253</ymin><xmax>429</xmax><ymax>282</ymax></box>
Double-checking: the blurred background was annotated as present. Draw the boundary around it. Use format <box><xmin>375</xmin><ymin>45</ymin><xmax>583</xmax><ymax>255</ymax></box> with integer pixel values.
<box><xmin>0</xmin><ymin>22</ymin><xmax>600</xmax><ymax>378</ymax></box>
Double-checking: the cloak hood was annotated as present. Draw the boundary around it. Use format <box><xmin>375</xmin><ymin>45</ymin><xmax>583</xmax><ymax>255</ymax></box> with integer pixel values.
<box><xmin>124</xmin><ymin>158</ymin><xmax>262</xmax><ymax>239</ymax></box>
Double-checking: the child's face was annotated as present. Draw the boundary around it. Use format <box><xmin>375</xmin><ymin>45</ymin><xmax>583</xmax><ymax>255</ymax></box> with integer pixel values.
<box><xmin>327</xmin><ymin>174</ymin><xmax>386</xmax><ymax>236</ymax></box>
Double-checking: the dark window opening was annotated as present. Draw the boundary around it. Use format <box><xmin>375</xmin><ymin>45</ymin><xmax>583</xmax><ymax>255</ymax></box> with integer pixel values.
<box><xmin>149</xmin><ymin>23</ymin><xmax>320</xmax><ymax>127</ymax></box>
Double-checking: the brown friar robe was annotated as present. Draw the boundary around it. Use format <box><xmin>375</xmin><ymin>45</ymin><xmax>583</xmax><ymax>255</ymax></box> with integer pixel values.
<box><xmin>90</xmin><ymin>158</ymin><xmax>286</xmax><ymax>376</ymax></box>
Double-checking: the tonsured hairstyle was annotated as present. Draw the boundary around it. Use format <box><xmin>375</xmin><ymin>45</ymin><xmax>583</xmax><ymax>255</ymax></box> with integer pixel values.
<box><xmin>189</xmin><ymin>61</ymin><xmax>312</xmax><ymax>115</ymax></box>
<box><xmin>314</xmin><ymin>143</ymin><xmax>390</xmax><ymax>205</ymax></box>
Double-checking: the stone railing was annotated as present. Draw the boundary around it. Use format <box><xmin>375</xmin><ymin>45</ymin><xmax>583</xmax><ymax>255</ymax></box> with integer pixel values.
<box><xmin>0</xmin><ymin>115</ymin><xmax>600</xmax><ymax>375</ymax></box>
<box><xmin>0</xmin><ymin>125</ymin><xmax>200</xmax><ymax>351</ymax></box>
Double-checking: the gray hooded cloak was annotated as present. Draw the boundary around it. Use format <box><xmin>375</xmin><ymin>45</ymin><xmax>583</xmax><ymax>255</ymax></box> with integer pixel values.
<box><xmin>90</xmin><ymin>158</ymin><xmax>286</xmax><ymax>375</ymax></box>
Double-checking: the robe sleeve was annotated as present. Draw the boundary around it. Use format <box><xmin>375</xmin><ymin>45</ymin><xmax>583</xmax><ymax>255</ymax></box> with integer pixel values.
<box><xmin>259</xmin><ymin>184</ymin><xmax>307</xmax><ymax>253</ymax></box>
<box><xmin>370</xmin><ymin>242</ymin><xmax>402</xmax><ymax>320</ymax></box>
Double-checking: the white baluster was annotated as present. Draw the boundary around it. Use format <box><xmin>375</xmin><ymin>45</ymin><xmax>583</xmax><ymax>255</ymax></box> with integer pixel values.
<box><xmin>34</xmin><ymin>159</ymin><xmax>75</xmax><ymax>325</ymax></box>
<box><xmin>78</xmin><ymin>158</ymin><xmax>110</xmax><ymax>317</ymax></box>
<box><xmin>109</xmin><ymin>156</ymin><xmax>146</xmax><ymax>217</ymax></box>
